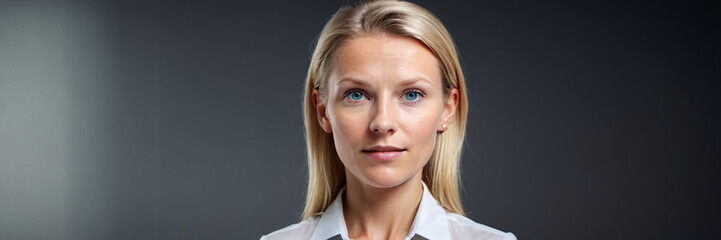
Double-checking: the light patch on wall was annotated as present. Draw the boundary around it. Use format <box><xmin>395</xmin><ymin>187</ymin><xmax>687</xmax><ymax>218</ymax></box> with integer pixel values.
<box><xmin>0</xmin><ymin>1</ymin><xmax>113</xmax><ymax>239</ymax></box>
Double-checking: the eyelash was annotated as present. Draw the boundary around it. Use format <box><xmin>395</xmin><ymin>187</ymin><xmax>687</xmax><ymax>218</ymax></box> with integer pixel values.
<box><xmin>342</xmin><ymin>88</ymin><xmax>426</xmax><ymax>104</ymax></box>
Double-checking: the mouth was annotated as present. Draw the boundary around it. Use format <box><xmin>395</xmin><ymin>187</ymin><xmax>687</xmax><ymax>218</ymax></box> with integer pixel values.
<box><xmin>361</xmin><ymin>146</ymin><xmax>406</xmax><ymax>161</ymax></box>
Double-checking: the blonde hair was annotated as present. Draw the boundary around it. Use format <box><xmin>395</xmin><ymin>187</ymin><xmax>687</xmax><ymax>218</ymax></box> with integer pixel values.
<box><xmin>302</xmin><ymin>0</ymin><xmax>468</xmax><ymax>220</ymax></box>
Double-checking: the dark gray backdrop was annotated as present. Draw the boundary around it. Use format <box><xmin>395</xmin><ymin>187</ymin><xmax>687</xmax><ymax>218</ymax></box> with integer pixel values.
<box><xmin>1</xmin><ymin>0</ymin><xmax>719</xmax><ymax>239</ymax></box>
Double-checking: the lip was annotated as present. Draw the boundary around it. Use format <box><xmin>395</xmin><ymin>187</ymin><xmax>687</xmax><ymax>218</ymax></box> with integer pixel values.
<box><xmin>362</xmin><ymin>145</ymin><xmax>406</xmax><ymax>161</ymax></box>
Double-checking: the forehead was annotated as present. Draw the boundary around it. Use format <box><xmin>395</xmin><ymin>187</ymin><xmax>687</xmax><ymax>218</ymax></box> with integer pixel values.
<box><xmin>330</xmin><ymin>34</ymin><xmax>441</xmax><ymax>85</ymax></box>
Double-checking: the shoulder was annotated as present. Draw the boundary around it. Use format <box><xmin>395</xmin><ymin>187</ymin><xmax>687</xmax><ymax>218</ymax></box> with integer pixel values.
<box><xmin>260</xmin><ymin>216</ymin><xmax>320</xmax><ymax>240</ymax></box>
<box><xmin>445</xmin><ymin>212</ymin><xmax>517</xmax><ymax>240</ymax></box>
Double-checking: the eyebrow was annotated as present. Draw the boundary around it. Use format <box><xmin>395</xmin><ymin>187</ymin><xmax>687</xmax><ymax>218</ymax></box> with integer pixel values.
<box><xmin>336</xmin><ymin>77</ymin><xmax>434</xmax><ymax>87</ymax></box>
<box><xmin>399</xmin><ymin>77</ymin><xmax>434</xmax><ymax>86</ymax></box>
<box><xmin>337</xmin><ymin>77</ymin><xmax>370</xmax><ymax>87</ymax></box>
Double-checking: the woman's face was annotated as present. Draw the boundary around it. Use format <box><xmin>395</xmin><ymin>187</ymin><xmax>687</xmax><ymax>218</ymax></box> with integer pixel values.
<box><xmin>313</xmin><ymin>34</ymin><xmax>458</xmax><ymax>188</ymax></box>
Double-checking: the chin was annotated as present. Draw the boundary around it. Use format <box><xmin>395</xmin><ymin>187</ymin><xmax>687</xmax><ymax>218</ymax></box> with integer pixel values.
<box><xmin>356</xmin><ymin>167</ymin><xmax>416</xmax><ymax>189</ymax></box>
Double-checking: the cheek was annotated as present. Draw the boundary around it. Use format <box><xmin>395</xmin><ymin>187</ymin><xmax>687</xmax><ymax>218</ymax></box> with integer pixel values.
<box><xmin>400</xmin><ymin>104</ymin><xmax>443</xmax><ymax>155</ymax></box>
<box><xmin>328</xmin><ymin>106</ymin><xmax>369</xmax><ymax>152</ymax></box>
<box><xmin>407</xmin><ymin>113</ymin><xmax>439</xmax><ymax>146</ymax></box>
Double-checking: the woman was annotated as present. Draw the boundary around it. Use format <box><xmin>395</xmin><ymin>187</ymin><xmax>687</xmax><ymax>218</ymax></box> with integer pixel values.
<box><xmin>262</xmin><ymin>0</ymin><xmax>515</xmax><ymax>239</ymax></box>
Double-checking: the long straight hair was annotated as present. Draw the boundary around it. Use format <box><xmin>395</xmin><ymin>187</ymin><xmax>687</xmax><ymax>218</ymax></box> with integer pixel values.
<box><xmin>302</xmin><ymin>0</ymin><xmax>469</xmax><ymax>220</ymax></box>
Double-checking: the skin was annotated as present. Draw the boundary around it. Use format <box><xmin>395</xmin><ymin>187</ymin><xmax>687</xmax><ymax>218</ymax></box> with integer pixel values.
<box><xmin>312</xmin><ymin>34</ymin><xmax>459</xmax><ymax>240</ymax></box>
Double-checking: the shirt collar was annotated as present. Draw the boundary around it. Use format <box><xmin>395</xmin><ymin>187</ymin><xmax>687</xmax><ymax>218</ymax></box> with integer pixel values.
<box><xmin>309</xmin><ymin>182</ymin><xmax>450</xmax><ymax>240</ymax></box>
<box><xmin>309</xmin><ymin>185</ymin><xmax>350</xmax><ymax>240</ymax></box>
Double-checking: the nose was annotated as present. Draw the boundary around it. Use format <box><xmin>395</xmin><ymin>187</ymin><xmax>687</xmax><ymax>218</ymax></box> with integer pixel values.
<box><xmin>369</xmin><ymin>97</ymin><xmax>397</xmax><ymax>135</ymax></box>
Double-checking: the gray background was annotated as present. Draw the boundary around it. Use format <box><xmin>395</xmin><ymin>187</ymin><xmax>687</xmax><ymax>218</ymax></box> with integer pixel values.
<box><xmin>1</xmin><ymin>0</ymin><xmax>719</xmax><ymax>239</ymax></box>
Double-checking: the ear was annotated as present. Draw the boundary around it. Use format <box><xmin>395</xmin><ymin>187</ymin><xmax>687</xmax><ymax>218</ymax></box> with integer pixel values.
<box><xmin>438</xmin><ymin>88</ymin><xmax>459</xmax><ymax>132</ymax></box>
<box><xmin>312</xmin><ymin>89</ymin><xmax>333</xmax><ymax>133</ymax></box>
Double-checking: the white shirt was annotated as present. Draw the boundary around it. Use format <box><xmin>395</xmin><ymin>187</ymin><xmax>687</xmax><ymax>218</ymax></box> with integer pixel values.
<box><xmin>261</xmin><ymin>182</ymin><xmax>517</xmax><ymax>240</ymax></box>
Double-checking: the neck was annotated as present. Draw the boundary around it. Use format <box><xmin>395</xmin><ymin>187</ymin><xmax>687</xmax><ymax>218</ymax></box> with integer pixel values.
<box><xmin>342</xmin><ymin>172</ymin><xmax>424</xmax><ymax>240</ymax></box>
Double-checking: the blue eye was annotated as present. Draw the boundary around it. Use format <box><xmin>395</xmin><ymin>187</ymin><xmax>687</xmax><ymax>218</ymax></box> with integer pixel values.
<box><xmin>347</xmin><ymin>91</ymin><xmax>364</xmax><ymax>101</ymax></box>
<box><xmin>404</xmin><ymin>91</ymin><xmax>421</xmax><ymax>101</ymax></box>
